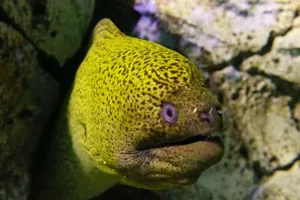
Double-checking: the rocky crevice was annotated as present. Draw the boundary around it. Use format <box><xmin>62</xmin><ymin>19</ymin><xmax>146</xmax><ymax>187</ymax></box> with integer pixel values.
<box><xmin>246</xmin><ymin>67</ymin><xmax>300</xmax><ymax>130</ymax></box>
<box><xmin>0</xmin><ymin>6</ymin><xmax>62</xmax><ymax>83</ymax></box>
<box><xmin>208</xmin><ymin>9</ymin><xmax>298</xmax><ymax>73</ymax></box>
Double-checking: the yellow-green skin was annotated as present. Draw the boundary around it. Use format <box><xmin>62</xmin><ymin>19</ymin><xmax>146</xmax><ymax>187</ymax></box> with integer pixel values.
<box><xmin>31</xmin><ymin>19</ymin><xmax>224</xmax><ymax>200</ymax></box>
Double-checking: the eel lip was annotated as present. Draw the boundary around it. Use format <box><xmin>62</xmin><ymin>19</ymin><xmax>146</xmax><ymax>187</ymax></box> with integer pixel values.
<box><xmin>137</xmin><ymin>131</ymin><xmax>223</xmax><ymax>150</ymax></box>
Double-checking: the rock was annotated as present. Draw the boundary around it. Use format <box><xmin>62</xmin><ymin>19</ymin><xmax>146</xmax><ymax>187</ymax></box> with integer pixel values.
<box><xmin>134</xmin><ymin>0</ymin><xmax>296</xmax><ymax>67</ymax></box>
<box><xmin>214</xmin><ymin>66</ymin><xmax>300</xmax><ymax>174</ymax></box>
<box><xmin>242</xmin><ymin>16</ymin><xmax>300</xmax><ymax>85</ymax></box>
<box><xmin>249</xmin><ymin>161</ymin><xmax>300</xmax><ymax>200</ymax></box>
<box><xmin>0</xmin><ymin>22</ymin><xmax>59</xmax><ymax>199</ymax></box>
<box><xmin>293</xmin><ymin>102</ymin><xmax>300</xmax><ymax>128</ymax></box>
<box><xmin>1</xmin><ymin>0</ymin><xmax>95</xmax><ymax>65</ymax></box>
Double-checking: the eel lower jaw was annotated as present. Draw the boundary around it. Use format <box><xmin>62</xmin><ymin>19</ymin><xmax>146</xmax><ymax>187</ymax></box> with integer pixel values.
<box><xmin>118</xmin><ymin>132</ymin><xmax>224</xmax><ymax>189</ymax></box>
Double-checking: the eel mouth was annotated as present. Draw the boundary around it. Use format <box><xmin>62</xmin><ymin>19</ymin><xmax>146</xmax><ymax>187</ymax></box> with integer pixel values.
<box><xmin>165</xmin><ymin>133</ymin><xmax>222</xmax><ymax>147</ymax></box>
<box><xmin>119</xmin><ymin>132</ymin><xmax>224</xmax><ymax>189</ymax></box>
<box><xmin>137</xmin><ymin>131</ymin><xmax>223</xmax><ymax>151</ymax></box>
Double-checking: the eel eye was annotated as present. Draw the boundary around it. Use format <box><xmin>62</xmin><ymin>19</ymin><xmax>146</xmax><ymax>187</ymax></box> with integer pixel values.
<box><xmin>162</xmin><ymin>103</ymin><xmax>178</xmax><ymax>124</ymax></box>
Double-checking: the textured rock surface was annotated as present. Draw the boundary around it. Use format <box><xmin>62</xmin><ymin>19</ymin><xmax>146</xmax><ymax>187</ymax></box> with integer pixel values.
<box><xmin>134</xmin><ymin>0</ymin><xmax>300</xmax><ymax>199</ymax></box>
<box><xmin>242</xmin><ymin>16</ymin><xmax>300</xmax><ymax>84</ymax></box>
<box><xmin>294</xmin><ymin>102</ymin><xmax>300</xmax><ymax>128</ymax></box>
<box><xmin>1</xmin><ymin>0</ymin><xmax>95</xmax><ymax>65</ymax></box>
<box><xmin>249</xmin><ymin>161</ymin><xmax>300</xmax><ymax>200</ymax></box>
<box><xmin>134</xmin><ymin>0</ymin><xmax>297</xmax><ymax>66</ymax></box>
<box><xmin>0</xmin><ymin>0</ymin><xmax>96</xmax><ymax>198</ymax></box>
<box><xmin>0</xmin><ymin>22</ymin><xmax>59</xmax><ymax>199</ymax></box>
<box><xmin>214</xmin><ymin>67</ymin><xmax>300</xmax><ymax>173</ymax></box>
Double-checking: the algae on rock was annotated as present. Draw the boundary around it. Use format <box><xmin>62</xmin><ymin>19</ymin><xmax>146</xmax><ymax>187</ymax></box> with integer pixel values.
<box><xmin>0</xmin><ymin>1</ymin><xmax>96</xmax><ymax>198</ymax></box>
<box><xmin>0</xmin><ymin>21</ymin><xmax>59</xmax><ymax>199</ymax></box>
<box><xmin>1</xmin><ymin>0</ymin><xmax>95</xmax><ymax>65</ymax></box>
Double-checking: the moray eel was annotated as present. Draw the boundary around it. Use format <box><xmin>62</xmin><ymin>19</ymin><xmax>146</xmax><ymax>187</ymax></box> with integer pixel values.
<box><xmin>31</xmin><ymin>18</ymin><xmax>224</xmax><ymax>200</ymax></box>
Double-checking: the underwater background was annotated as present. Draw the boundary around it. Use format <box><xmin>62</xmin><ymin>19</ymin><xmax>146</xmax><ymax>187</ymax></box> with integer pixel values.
<box><xmin>0</xmin><ymin>0</ymin><xmax>299</xmax><ymax>199</ymax></box>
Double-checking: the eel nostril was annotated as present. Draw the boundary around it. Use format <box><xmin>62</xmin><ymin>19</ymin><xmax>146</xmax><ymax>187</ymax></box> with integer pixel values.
<box><xmin>199</xmin><ymin>106</ymin><xmax>222</xmax><ymax>127</ymax></box>
<box><xmin>200</xmin><ymin>112</ymin><xmax>210</xmax><ymax>122</ymax></box>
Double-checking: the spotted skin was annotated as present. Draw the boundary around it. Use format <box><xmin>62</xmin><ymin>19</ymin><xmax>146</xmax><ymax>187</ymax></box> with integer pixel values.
<box><xmin>31</xmin><ymin>19</ymin><xmax>224</xmax><ymax>200</ymax></box>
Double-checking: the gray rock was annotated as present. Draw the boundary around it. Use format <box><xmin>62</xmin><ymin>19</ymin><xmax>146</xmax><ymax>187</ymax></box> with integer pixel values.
<box><xmin>293</xmin><ymin>102</ymin><xmax>300</xmax><ymax>128</ymax></box>
<box><xmin>134</xmin><ymin>0</ymin><xmax>296</xmax><ymax>66</ymax></box>
<box><xmin>214</xmin><ymin>66</ymin><xmax>300</xmax><ymax>174</ymax></box>
<box><xmin>242</xmin><ymin>16</ymin><xmax>300</xmax><ymax>84</ymax></box>
<box><xmin>252</xmin><ymin>161</ymin><xmax>300</xmax><ymax>200</ymax></box>
<box><xmin>0</xmin><ymin>22</ymin><xmax>59</xmax><ymax>199</ymax></box>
